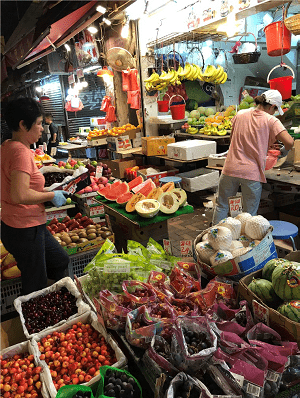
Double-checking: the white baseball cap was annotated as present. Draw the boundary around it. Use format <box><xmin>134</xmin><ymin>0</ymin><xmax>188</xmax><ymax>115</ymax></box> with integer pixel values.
<box><xmin>262</xmin><ymin>89</ymin><xmax>284</xmax><ymax>115</ymax></box>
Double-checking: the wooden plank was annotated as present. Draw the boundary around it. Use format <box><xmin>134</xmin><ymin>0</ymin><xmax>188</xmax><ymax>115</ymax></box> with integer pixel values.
<box><xmin>115</xmin><ymin>147</ymin><xmax>143</xmax><ymax>155</ymax></box>
<box><xmin>154</xmin><ymin>155</ymin><xmax>208</xmax><ymax>163</ymax></box>
<box><xmin>206</xmin><ymin>165</ymin><xmax>223</xmax><ymax>171</ymax></box>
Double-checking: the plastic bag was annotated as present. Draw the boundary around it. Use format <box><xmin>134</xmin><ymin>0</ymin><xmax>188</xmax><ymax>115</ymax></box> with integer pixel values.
<box><xmin>147</xmin><ymin>335</ymin><xmax>179</xmax><ymax>376</ymax></box>
<box><xmin>145</xmin><ymin>301</ymin><xmax>177</xmax><ymax>323</ymax></box>
<box><xmin>125</xmin><ymin>305</ymin><xmax>164</xmax><ymax>349</ymax></box>
<box><xmin>170</xmin><ymin>266</ymin><xmax>201</xmax><ymax>298</ymax></box>
<box><xmin>100</xmin><ymin>96</ymin><xmax>111</xmax><ymax>112</ymax></box>
<box><xmin>166</xmin><ymin>372</ymin><xmax>204</xmax><ymax>398</ymax></box>
<box><xmin>147</xmin><ymin>271</ymin><xmax>174</xmax><ymax>301</ymax></box>
<box><xmin>281</xmin><ymin>355</ymin><xmax>300</xmax><ymax>388</ymax></box>
<box><xmin>106</xmin><ymin>105</ymin><xmax>116</xmax><ymax>122</ymax></box>
<box><xmin>98</xmin><ymin>290</ymin><xmax>135</xmax><ymax>331</ymax></box>
<box><xmin>122</xmin><ymin>280</ymin><xmax>157</xmax><ymax>305</ymax></box>
<box><xmin>146</xmin><ymin>237</ymin><xmax>181</xmax><ymax>276</ymax></box>
<box><xmin>167</xmin><ymin>297</ymin><xmax>200</xmax><ymax>317</ymax></box>
<box><xmin>56</xmin><ymin>385</ymin><xmax>94</xmax><ymax>398</ymax></box>
<box><xmin>203</xmin><ymin>364</ymin><xmax>243</xmax><ymax>397</ymax></box>
<box><xmin>170</xmin><ymin>316</ymin><xmax>217</xmax><ymax>374</ymax></box>
<box><xmin>96</xmin><ymin>365</ymin><xmax>142</xmax><ymax>398</ymax></box>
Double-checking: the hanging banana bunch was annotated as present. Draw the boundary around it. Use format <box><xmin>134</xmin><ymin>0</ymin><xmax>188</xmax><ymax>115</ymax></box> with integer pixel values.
<box><xmin>144</xmin><ymin>68</ymin><xmax>181</xmax><ymax>91</ymax></box>
<box><xmin>202</xmin><ymin>64</ymin><xmax>228</xmax><ymax>84</ymax></box>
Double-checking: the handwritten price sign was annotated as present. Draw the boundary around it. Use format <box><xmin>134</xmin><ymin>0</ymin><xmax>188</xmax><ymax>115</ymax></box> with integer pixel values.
<box><xmin>180</xmin><ymin>240</ymin><xmax>193</xmax><ymax>257</ymax></box>
<box><xmin>163</xmin><ymin>239</ymin><xmax>172</xmax><ymax>255</ymax></box>
<box><xmin>228</xmin><ymin>195</ymin><xmax>243</xmax><ymax>217</ymax></box>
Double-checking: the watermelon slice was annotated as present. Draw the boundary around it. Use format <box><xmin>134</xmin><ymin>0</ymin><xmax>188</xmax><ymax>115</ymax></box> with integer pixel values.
<box><xmin>132</xmin><ymin>178</ymin><xmax>156</xmax><ymax>195</ymax></box>
<box><xmin>128</xmin><ymin>176</ymin><xmax>143</xmax><ymax>191</ymax></box>
<box><xmin>98</xmin><ymin>184</ymin><xmax>111</xmax><ymax>196</ymax></box>
<box><xmin>116</xmin><ymin>192</ymin><xmax>133</xmax><ymax>206</ymax></box>
<box><xmin>104</xmin><ymin>182</ymin><xmax>129</xmax><ymax>201</ymax></box>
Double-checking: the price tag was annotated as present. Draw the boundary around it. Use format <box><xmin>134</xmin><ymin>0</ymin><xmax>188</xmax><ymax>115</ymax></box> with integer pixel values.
<box><xmin>228</xmin><ymin>195</ymin><xmax>243</xmax><ymax>217</ymax></box>
<box><xmin>163</xmin><ymin>239</ymin><xmax>172</xmax><ymax>255</ymax></box>
<box><xmin>231</xmin><ymin>372</ymin><xmax>244</xmax><ymax>387</ymax></box>
<box><xmin>266</xmin><ymin>370</ymin><xmax>279</xmax><ymax>382</ymax></box>
<box><xmin>252</xmin><ymin>300</ymin><xmax>269</xmax><ymax>325</ymax></box>
<box><xmin>242</xmin><ymin>89</ymin><xmax>249</xmax><ymax>98</ymax></box>
<box><xmin>180</xmin><ymin>240</ymin><xmax>193</xmax><ymax>257</ymax></box>
<box><xmin>103</xmin><ymin>261</ymin><xmax>130</xmax><ymax>273</ymax></box>
<box><xmin>96</xmin><ymin>166</ymin><xmax>103</xmax><ymax>178</ymax></box>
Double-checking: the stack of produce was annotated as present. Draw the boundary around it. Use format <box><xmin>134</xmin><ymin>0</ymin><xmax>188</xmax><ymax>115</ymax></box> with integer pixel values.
<box><xmin>55</xmin><ymin>159</ymin><xmax>87</xmax><ymax>170</ymax></box>
<box><xmin>237</xmin><ymin>94</ymin><xmax>256</xmax><ymax>110</ymax></box>
<box><xmin>33</xmin><ymin>148</ymin><xmax>53</xmax><ymax>162</ymax></box>
<box><xmin>144</xmin><ymin>64</ymin><xmax>227</xmax><ymax>92</ymax></box>
<box><xmin>87</xmin><ymin>124</ymin><xmax>138</xmax><ymax>140</ymax></box>
<box><xmin>195</xmin><ymin>214</ymin><xmax>270</xmax><ymax>268</ymax></box>
<box><xmin>248</xmin><ymin>258</ymin><xmax>300</xmax><ymax>322</ymax></box>
<box><xmin>98</xmin><ymin>176</ymin><xmax>188</xmax><ymax>217</ymax></box>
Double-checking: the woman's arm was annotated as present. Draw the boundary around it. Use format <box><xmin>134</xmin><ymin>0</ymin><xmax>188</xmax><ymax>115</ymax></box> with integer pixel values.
<box><xmin>10</xmin><ymin>170</ymin><xmax>55</xmax><ymax>205</ymax></box>
<box><xmin>277</xmin><ymin>130</ymin><xmax>294</xmax><ymax>151</ymax></box>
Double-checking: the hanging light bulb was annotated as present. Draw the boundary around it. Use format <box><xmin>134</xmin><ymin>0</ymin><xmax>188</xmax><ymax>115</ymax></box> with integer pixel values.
<box><xmin>87</xmin><ymin>25</ymin><xmax>98</xmax><ymax>34</ymax></box>
<box><xmin>81</xmin><ymin>80</ymin><xmax>88</xmax><ymax>88</ymax></box>
<box><xmin>97</xmin><ymin>66</ymin><xmax>114</xmax><ymax>77</ymax></box>
<box><xmin>103</xmin><ymin>18</ymin><xmax>111</xmax><ymax>25</ymax></box>
<box><xmin>96</xmin><ymin>5</ymin><xmax>106</xmax><ymax>13</ymax></box>
<box><xmin>36</xmin><ymin>86</ymin><xmax>43</xmax><ymax>92</ymax></box>
<box><xmin>121</xmin><ymin>17</ymin><xmax>130</xmax><ymax>38</ymax></box>
<box><xmin>64</xmin><ymin>43</ymin><xmax>71</xmax><ymax>52</ymax></box>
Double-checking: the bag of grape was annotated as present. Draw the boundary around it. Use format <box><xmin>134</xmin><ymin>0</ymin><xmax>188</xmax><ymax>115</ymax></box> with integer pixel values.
<box><xmin>281</xmin><ymin>355</ymin><xmax>300</xmax><ymax>388</ymax></box>
<box><xmin>188</xmin><ymin>277</ymin><xmax>236</xmax><ymax>314</ymax></box>
<box><xmin>169</xmin><ymin>266</ymin><xmax>201</xmax><ymax>298</ymax></box>
<box><xmin>205</xmin><ymin>300</ymin><xmax>254</xmax><ymax>336</ymax></box>
<box><xmin>97</xmin><ymin>366</ymin><xmax>142</xmax><ymax>398</ymax></box>
<box><xmin>170</xmin><ymin>316</ymin><xmax>217</xmax><ymax>374</ymax></box>
<box><xmin>213</xmin><ymin>348</ymin><xmax>266</xmax><ymax>398</ymax></box>
<box><xmin>200</xmin><ymin>364</ymin><xmax>243</xmax><ymax>397</ymax></box>
<box><xmin>125</xmin><ymin>305</ymin><xmax>164</xmax><ymax>349</ymax></box>
<box><xmin>56</xmin><ymin>385</ymin><xmax>95</xmax><ymax>398</ymax></box>
<box><xmin>98</xmin><ymin>290</ymin><xmax>135</xmax><ymax>331</ymax></box>
<box><xmin>166</xmin><ymin>372</ymin><xmax>205</xmax><ymax>398</ymax></box>
<box><xmin>217</xmin><ymin>330</ymin><xmax>251</xmax><ymax>354</ymax></box>
<box><xmin>147</xmin><ymin>335</ymin><xmax>180</xmax><ymax>376</ymax></box>
<box><xmin>147</xmin><ymin>271</ymin><xmax>174</xmax><ymax>301</ymax></box>
<box><xmin>144</xmin><ymin>301</ymin><xmax>177</xmax><ymax>323</ymax></box>
<box><xmin>166</xmin><ymin>297</ymin><xmax>200</xmax><ymax>317</ymax></box>
<box><xmin>247</xmin><ymin>323</ymin><xmax>299</xmax><ymax>356</ymax></box>
<box><xmin>122</xmin><ymin>281</ymin><xmax>157</xmax><ymax>305</ymax></box>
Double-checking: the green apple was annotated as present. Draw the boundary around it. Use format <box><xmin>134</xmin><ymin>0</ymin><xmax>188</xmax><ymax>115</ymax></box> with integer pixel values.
<box><xmin>59</xmin><ymin>166</ymin><xmax>65</xmax><ymax>169</ymax></box>
<box><xmin>91</xmin><ymin>161</ymin><xmax>97</xmax><ymax>167</ymax></box>
<box><xmin>74</xmin><ymin>164</ymin><xmax>79</xmax><ymax>169</ymax></box>
<box><xmin>66</xmin><ymin>198</ymin><xmax>72</xmax><ymax>205</ymax></box>
<box><xmin>65</xmin><ymin>163</ymin><xmax>72</xmax><ymax>169</ymax></box>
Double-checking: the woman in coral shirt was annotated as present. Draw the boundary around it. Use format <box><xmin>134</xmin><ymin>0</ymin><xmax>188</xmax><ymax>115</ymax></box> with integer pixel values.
<box><xmin>212</xmin><ymin>90</ymin><xmax>294</xmax><ymax>224</ymax></box>
<box><xmin>1</xmin><ymin>98</ymin><xmax>69</xmax><ymax>294</ymax></box>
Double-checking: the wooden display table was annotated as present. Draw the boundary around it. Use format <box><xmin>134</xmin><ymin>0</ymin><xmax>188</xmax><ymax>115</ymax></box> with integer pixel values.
<box><xmin>94</xmin><ymin>196</ymin><xmax>194</xmax><ymax>251</ymax></box>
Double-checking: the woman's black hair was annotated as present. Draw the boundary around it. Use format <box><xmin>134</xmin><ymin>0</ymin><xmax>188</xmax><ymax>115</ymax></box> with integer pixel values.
<box><xmin>3</xmin><ymin>97</ymin><xmax>44</xmax><ymax>132</ymax></box>
<box><xmin>254</xmin><ymin>94</ymin><xmax>276</xmax><ymax>109</ymax></box>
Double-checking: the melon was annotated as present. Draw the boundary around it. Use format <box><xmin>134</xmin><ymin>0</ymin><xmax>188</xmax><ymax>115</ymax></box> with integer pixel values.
<box><xmin>147</xmin><ymin>187</ymin><xmax>163</xmax><ymax>200</ymax></box>
<box><xmin>218</xmin><ymin>217</ymin><xmax>241</xmax><ymax>240</ymax></box>
<box><xmin>159</xmin><ymin>192</ymin><xmax>180</xmax><ymax>214</ymax></box>
<box><xmin>262</xmin><ymin>258</ymin><xmax>290</xmax><ymax>281</ymax></box>
<box><xmin>244</xmin><ymin>215</ymin><xmax>270</xmax><ymax>240</ymax></box>
<box><xmin>125</xmin><ymin>192</ymin><xmax>146</xmax><ymax>213</ymax></box>
<box><xmin>135</xmin><ymin>199</ymin><xmax>160</xmax><ymax>218</ymax></box>
<box><xmin>103</xmin><ymin>182</ymin><xmax>129</xmax><ymax>201</ymax></box>
<box><xmin>248</xmin><ymin>278</ymin><xmax>277</xmax><ymax>304</ymax></box>
<box><xmin>171</xmin><ymin>188</ymin><xmax>187</xmax><ymax>207</ymax></box>
<box><xmin>128</xmin><ymin>176</ymin><xmax>143</xmax><ymax>191</ymax></box>
<box><xmin>277</xmin><ymin>300</ymin><xmax>300</xmax><ymax>322</ymax></box>
<box><xmin>132</xmin><ymin>178</ymin><xmax>156</xmax><ymax>195</ymax></box>
<box><xmin>208</xmin><ymin>226</ymin><xmax>232</xmax><ymax>251</ymax></box>
<box><xmin>272</xmin><ymin>263</ymin><xmax>300</xmax><ymax>300</ymax></box>
<box><xmin>98</xmin><ymin>180</ymin><xmax>121</xmax><ymax>196</ymax></box>
<box><xmin>116</xmin><ymin>192</ymin><xmax>133</xmax><ymax>206</ymax></box>
<box><xmin>161</xmin><ymin>182</ymin><xmax>175</xmax><ymax>192</ymax></box>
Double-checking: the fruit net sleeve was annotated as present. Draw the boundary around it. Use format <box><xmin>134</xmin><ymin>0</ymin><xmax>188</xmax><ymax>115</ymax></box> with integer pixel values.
<box><xmin>205</xmin><ymin>300</ymin><xmax>254</xmax><ymax>337</ymax></box>
<box><xmin>96</xmin><ymin>365</ymin><xmax>142</xmax><ymax>398</ymax></box>
<box><xmin>247</xmin><ymin>323</ymin><xmax>299</xmax><ymax>356</ymax></box>
<box><xmin>1</xmin><ymin>340</ymin><xmax>48</xmax><ymax>398</ymax></box>
<box><xmin>98</xmin><ymin>290</ymin><xmax>135</xmax><ymax>331</ymax></box>
<box><xmin>31</xmin><ymin>311</ymin><xmax>127</xmax><ymax>398</ymax></box>
<box><xmin>170</xmin><ymin>316</ymin><xmax>217</xmax><ymax>374</ymax></box>
<box><xmin>147</xmin><ymin>335</ymin><xmax>180</xmax><ymax>376</ymax></box>
<box><xmin>55</xmin><ymin>385</ymin><xmax>95</xmax><ymax>398</ymax></box>
<box><xmin>14</xmin><ymin>276</ymin><xmax>90</xmax><ymax>339</ymax></box>
<box><xmin>125</xmin><ymin>305</ymin><xmax>165</xmax><ymax>349</ymax></box>
<box><xmin>213</xmin><ymin>348</ymin><xmax>266</xmax><ymax>398</ymax></box>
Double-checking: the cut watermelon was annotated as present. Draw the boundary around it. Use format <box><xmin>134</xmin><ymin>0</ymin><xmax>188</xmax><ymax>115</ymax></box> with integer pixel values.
<box><xmin>132</xmin><ymin>178</ymin><xmax>156</xmax><ymax>195</ymax></box>
<box><xmin>104</xmin><ymin>182</ymin><xmax>129</xmax><ymax>201</ymax></box>
<box><xmin>128</xmin><ymin>176</ymin><xmax>143</xmax><ymax>191</ymax></box>
<box><xmin>116</xmin><ymin>192</ymin><xmax>133</xmax><ymax>206</ymax></box>
<box><xmin>98</xmin><ymin>184</ymin><xmax>111</xmax><ymax>196</ymax></box>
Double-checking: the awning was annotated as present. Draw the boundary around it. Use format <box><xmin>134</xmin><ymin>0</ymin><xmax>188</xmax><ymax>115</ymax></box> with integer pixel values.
<box><xmin>3</xmin><ymin>1</ymin><xmax>134</xmax><ymax>71</ymax></box>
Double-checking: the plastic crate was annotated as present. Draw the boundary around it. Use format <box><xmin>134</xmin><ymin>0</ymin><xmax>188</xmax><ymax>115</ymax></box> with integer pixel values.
<box><xmin>1</xmin><ymin>277</ymin><xmax>22</xmax><ymax>316</ymax></box>
<box><xmin>68</xmin><ymin>248</ymin><xmax>100</xmax><ymax>278</ymax></box>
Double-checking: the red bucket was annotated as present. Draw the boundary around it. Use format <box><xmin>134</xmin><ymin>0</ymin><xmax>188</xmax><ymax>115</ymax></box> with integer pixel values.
<box><xmin>267</xmin><ymin>64</ymin><xmax>295</xmax><ymax>100</ymax></box>
<box><xmin>264</xmin><ymin>21</ymin><xmax>291</xmax><ymax>57</ymax></box>
<box><xmin>169</xmin><ymin>95</ymin><xmax>186</xmax><ymax>120</ymax></box>
<box><xmin>157</xmin><ymin>100</ymin><xmax>169</xmax><ymax>112</ymax></box>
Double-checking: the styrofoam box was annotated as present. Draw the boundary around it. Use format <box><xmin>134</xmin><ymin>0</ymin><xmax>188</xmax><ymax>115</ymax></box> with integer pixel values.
<box><xmin>1</xmin><ymin>340</ymin><xmax>49</xmax><ymax>398</ymax></box>
<box><xmin>178</xmin><ymin>168</ymin><xmax>219</xmax><ymax>192</ymax></box>
<box><xmin>167</xmin><ymin>140</ymin><xmax>216</xmax><ymax>161</ymax></box>
<box><xmin>32</xmin><ymin>311</ymin><xmax>127</xmax><ymax>398</ymax></box>
<box><xmin>14</xmin><ymin>277</ymin><xmax>90</xmax><ymax>339</ymax></box>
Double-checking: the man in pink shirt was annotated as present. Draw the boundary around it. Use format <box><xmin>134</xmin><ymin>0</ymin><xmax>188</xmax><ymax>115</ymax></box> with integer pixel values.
<box><xmin>212</xmin><ymin>90</ymin><xmax>294</xmax><ymax>224</ymax></box>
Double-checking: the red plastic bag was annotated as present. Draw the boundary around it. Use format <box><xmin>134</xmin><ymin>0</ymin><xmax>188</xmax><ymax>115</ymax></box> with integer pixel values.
<box><xmin>265</xmin><ymin>149</ymin><xmax>280</xmax><ymax>170</ymax></box>
<box><xmin>147</xmin><ymin>271</ymin><xmax>174</xmax><ymax>301</ymax></box>
<box><xmin>122</xmin><ymin>69</ymin><xmax>130</xmax><ymax>91</ymax></box>
<box><xmin>100</xmin><ymin>96</ymin><xmax>111</xmax><ymax>112</ymax></box>
<box><xmin>129</xmin><ymin>68</ymin><xmax>139</xmax><ymax>91</ymax></box>
<box><xmin>122</xmin><ymin>280</ymin><xmax>157</xmax><ymax>305</ymax></box>
<box><xmin>106</xmin><ymin>105</ymin><xmax>117</xmax><ymax>122</ymax></box>
<box><xmin>167</xmin><ymin>297</ymin><xmax>200</xmax><ymax>317</ymax></box>
<box><xmin>169</xmin><ymin>266</ymin><xmax>201</xmax><ymax>298</ymax></box>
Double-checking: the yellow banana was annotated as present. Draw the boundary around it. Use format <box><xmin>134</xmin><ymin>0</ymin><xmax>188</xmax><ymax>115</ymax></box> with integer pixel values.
<box><xmin>203</xmin><ymin>65</ymin><xmax>217</xmax><ymax>82</ymax></box>
<box><xmin>212</xmin><ymin>65</ymin><xmax>224</xmax><ymax>83</ymax></box>
<box><xmin>181</xmin><ymin>63</ymin><xmax>192</xmax><ymax>79</ymax></box>
<box><xmin>219</xmin><ymin>72</ymin><xmax>228</xmax><ymax>84</ymax></box>
<box><xmin>190</xmin><ymin>65</ymin><xmax>198</xmax><ymax>80</ymax></box>
<box><xmin>144</xmin><ymin>72</ymin><xmax>160</xmax><ymax>83</ymax></box>
<box><xmin>178</xmin><ymin>64</ymin><xmax>189</xmax><ymax>78</ymax></box>
<box><xmin>185</xmin><ymin>63</ymin><xmax>195</xmax><ymax>80</ymax></box>
<box><xmin>177</xmin><ymin>66</ymin><xmax>184</xmax><ymax>75</ymax></box>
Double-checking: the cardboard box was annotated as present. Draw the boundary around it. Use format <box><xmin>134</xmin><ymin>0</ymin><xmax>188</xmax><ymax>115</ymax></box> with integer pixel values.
<box><xmin>274</xmin><ymin>239</ymin><xmax>293</xmax><ymax>258</ymax></box>
<box><xmin>178</xmin><ymin>168</ymin><xmax>219</xmax><ymax>192</ymax></box>
<box><xmin>107</xmin><ymin>135</ymin><xmax>132</xmax><ymax>151</ymax></box>
<box><xmin>207</xmin><ymin>154</ymin><xmax>226</xmax><ymax>168</ymax></box>
<box><xmin>45</xmin><ymin>203</ymin><xmax>76</xmax><ymax>221</ymax></box>
<box><xmin>106</xmin><ymin>158</ymin><xmax>137</xmax><ymax>179</ymax></box>
<box><xmin>194</xmin><ymin>227</ymin><xmax>277</xmax><ymax>281</ymax></box>
<box><xmin>137</xmin><ymin>165</ymin><xmax>179</xmax><ymax>186</ymax></box>
<box><xmin>167</xmin><ymin>140</ymin><xmax>217</xmax><ymax>161</ymax></box>
<box><xmin>238</xmin><ymin>269</ymin><xmax>300</xmax><ymax>344</ymax></box>
<box><xmin>73</xmin><ymin>192</ymin><xmax>99</xmax><ymax>206</ymax></box>
<box><xmin>119</xmin><ymin>128</ymin><xmax>141</xmax><ymax>140</ymax></box>
<box><xmin>87</xmin><ymin>137</ymin><xmax>107</xmax><ymax>147</ymax></box>
<box><xmin>64</xmin><ymin>232</ymin><xmax>115</xmax><ymax>255</ymax></box>
<box><xmin>142</xmin><ymin>136</ymin><xmax>175</xmax><ymax>156</ymax></box>
<box><xmin>79</xmin><ymin>203</ymin><xmax>105</xmax><ymax>217</ymax></box>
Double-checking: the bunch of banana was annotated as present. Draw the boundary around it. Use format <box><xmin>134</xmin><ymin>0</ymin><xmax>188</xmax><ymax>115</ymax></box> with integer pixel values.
<box><xmin>199</xmin><ymin>124</ymin><xmax>230</xmax><ymax>136</ymax></box>
<box><xmin>178</xmin><ymin>63</ymin><xmax>203</xmax><ymax>81</ymax></box>
<box><xmin>144</xmin><ymin>69</ymin><xmax>181</xmax><ymax>91</ymax></box>
<box><xmin>202</xmin><ymin>65</ymin><xmax>228</xmax><ymax>84</ymax></box>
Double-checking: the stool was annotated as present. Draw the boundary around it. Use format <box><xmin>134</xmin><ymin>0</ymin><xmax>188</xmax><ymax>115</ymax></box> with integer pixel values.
<box><xmin>159</xmin><ymin>176</ymin><xmax>182</xmax><ymax>188</ymax></box>
<box><xmin>269</xmin><ymin>220</ymin><xmax>298</xmax><ymax>251</ymax></box>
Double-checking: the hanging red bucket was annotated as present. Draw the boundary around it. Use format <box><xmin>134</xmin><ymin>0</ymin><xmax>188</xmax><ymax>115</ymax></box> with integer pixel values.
<box><xmin>264</xmin><ymin>21</ymin><xmax>291</xmax><ymax>56</ymax></box>
<box><xmin>169</xmin><ymin>95</ymin><xmax>186</xmax><ymax>120</ymax></box>
<box><xmin>267</xmin><ymin>64</ymin><xmax>295</xmax><ymax>100</ymax></box>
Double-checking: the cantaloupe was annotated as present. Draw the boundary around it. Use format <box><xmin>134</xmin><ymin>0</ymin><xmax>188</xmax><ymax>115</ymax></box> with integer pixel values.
<box><xmin>125</xmin><ymin>192</ymin><xmax>146</xmax><ymax>213</ymax></box>
<box><xmin>147</xmin><ymin>187</ymin><xmax>163</xmax><ymax>200</ymax></box>
<box><xmin>159</xmin><ymin>192</ymin><xmax>179</xmax><ymax>214</ymax></box>
<box><xmin>161</xmin><ymin>182</ymin><xmax>175</xmax><ymax>192</ymax></box>
<box><xmin>171</xmin><ymin>188</ymin><xmax>187</xmax><ymax>207</ymax></box>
